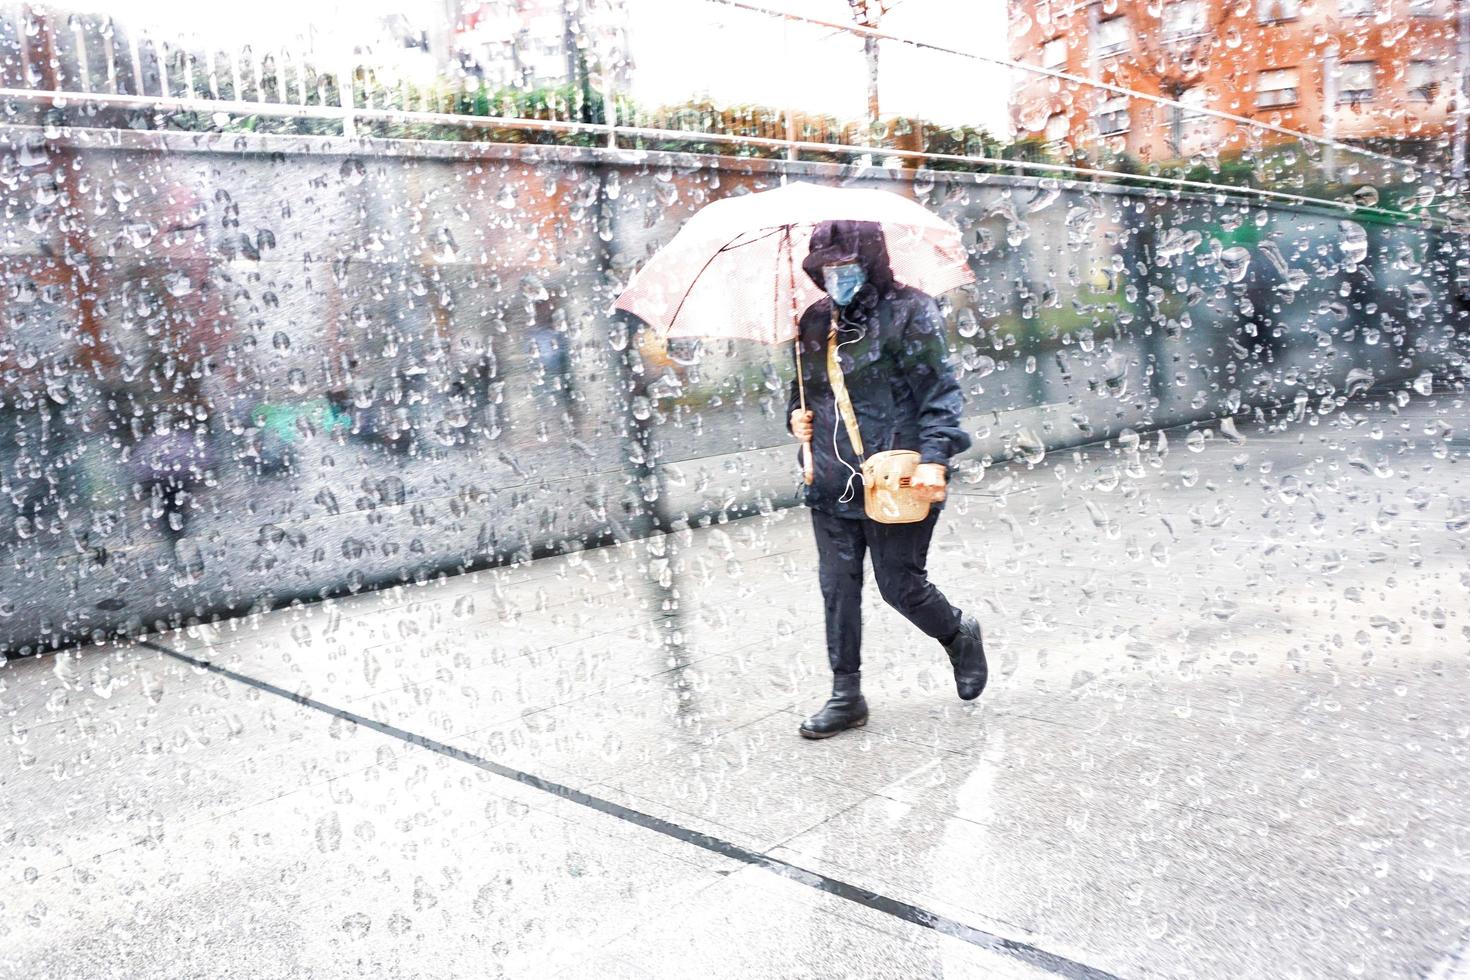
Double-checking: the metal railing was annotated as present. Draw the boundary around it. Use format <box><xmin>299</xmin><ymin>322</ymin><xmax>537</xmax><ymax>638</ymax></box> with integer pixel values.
<box><xmin>0</xmin><ymin>3</ymin><xmax>1463</xmax><ymax>231</ymax></box>
<box><xmin>4</xmin><ymin>92</ymin><xmax>1458</xmax><ymax>234</ymax></box>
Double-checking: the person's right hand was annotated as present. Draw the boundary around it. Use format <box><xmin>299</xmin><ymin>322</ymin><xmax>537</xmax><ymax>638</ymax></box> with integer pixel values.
<box><xmin>790</xmin><ymin>409</ymin><xmax>813</xmax><ymax>442</ymax></box>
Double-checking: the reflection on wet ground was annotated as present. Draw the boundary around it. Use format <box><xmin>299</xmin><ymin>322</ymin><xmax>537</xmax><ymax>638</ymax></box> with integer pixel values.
<box><xmin>2</xmin><ymin>396</ymin><xmax>1468</xmax><ymax>979</ymax></box>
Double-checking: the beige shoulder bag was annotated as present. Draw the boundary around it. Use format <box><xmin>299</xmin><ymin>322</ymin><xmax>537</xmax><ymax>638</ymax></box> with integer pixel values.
<box><xmin>825</xmin><ymin>319</ymin><xmax>931</xmax><ymax>525</ymax></box>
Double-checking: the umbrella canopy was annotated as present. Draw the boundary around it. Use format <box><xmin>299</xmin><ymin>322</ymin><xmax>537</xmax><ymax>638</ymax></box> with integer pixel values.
<box><xmin>613</xmin><ymin>181</ymin><xmax>973</xmax><ymax>345</ymax></box>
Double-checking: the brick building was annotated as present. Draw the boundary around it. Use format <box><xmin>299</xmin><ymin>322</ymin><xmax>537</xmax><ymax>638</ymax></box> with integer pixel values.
<box><xmin>1008</xmin><ymin>0</ymin><xmax>1464</xmax><ymax>164</ymax></box>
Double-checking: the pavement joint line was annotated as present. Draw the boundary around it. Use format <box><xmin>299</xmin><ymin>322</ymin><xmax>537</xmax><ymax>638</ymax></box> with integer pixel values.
<box><xmin>136</xmin><ymin>636</ymin><xmax>1125</xmax><ymax>980</ymax></box>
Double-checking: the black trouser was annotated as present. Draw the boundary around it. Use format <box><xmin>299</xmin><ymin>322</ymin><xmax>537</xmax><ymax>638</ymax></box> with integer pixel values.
<box><xmin>811</xmin><ymin>508</ymin><xmax>963</xmax><ymax>675</ymax></box>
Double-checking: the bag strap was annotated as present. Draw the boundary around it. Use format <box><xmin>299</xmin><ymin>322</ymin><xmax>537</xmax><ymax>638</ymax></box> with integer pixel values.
<box><xmin>827</xmin><ymin>306</ymin><xmax>865</xmax><ymax>463</ymax></box>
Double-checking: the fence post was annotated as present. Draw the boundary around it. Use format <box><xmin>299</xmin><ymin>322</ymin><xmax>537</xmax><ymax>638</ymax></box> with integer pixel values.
<box><xmin>340</xmin><ymin>63</ymin><xmax>357</xmax><ymax>137</ymax></box>
<box><xmin>71</xmin><ymin>14</ymin><xmax>91</xmax><ymax>93</ymax></box>
<box><xmin>102</xmin><ymin>18</ymin><xmax>118</xmax><ymax>94</ymax></box>
<box><xmin>156</xmin><ymin>35</ymin><xmax>169</xmax><ymax>97</ymax></box>
<box><xmin>604</xmin><ymin>78</ymin><xmax>617</xmax><ymax>149</ymax></box>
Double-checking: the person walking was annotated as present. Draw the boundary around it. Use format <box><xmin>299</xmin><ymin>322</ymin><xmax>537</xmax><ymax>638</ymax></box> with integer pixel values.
<box><xmin>787</xmin><ymin>219</ymin><xmax>987</xmax><ymax>740</ymax></box>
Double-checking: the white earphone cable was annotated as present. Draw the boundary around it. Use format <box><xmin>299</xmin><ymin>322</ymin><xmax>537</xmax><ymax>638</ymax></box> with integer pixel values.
<box><xmin>830</xmin><ymin>316</ymin><xmax>866</xmax><ymax>505</ymax></box>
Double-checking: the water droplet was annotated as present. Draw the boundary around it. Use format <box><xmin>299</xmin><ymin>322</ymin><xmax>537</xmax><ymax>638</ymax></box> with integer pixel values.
<box><xmin>1406</xmin><ymin>282</ymin><xmax>1432</xmax><ymax>317</ymax></box>
<box><xmin>316</xmin><ymin>812</ymin><xmax>342</xmax><ymax>852</ymax></box>
<box><xmin>1220</xmin><ymin>246</ymin><xmax>1250</xmax><ymax>283</ymax></box>
<box><xmin>1345</xmin><ymin>368</ymin><xmax>1374</xmax><ymax>397</ymax></box>
<box><xmin>1339</xmin><ymin>221</ymin><xmax>1368</xmax><ymax>265</ymax></box>
<box><xmin>1014</xmin><ymin>429</ymin><xmax>1046</xmax><ymax>466</ymax></box>
<box><xmin>340</xmin><ymin>913</ymin><xmax>371</xmax><ymax>938</ymax></box>
<box><xmin>912</xmin><ymin>168</ymin><xmax>936</xmax><ymax>199</ymax></box>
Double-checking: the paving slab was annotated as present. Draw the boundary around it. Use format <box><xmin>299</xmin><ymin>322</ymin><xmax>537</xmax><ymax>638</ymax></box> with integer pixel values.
<box><xmin>3</xmin><ymin>401</ymin><xmax>1470</xmax><ymax>979</ymax></box>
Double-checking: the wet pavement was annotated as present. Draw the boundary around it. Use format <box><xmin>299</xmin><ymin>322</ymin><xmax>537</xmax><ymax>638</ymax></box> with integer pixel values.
<box><xmin>3</xmin><ymin>393</ymin><xmax>1469</xmax><ymax>979</ymax></box>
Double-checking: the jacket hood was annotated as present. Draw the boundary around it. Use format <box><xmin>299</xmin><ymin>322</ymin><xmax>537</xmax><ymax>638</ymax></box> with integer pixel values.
<box><xmin>802</xmin><ymin>220</ymin><xmax>895</xmax><ymax>297</ymax></box>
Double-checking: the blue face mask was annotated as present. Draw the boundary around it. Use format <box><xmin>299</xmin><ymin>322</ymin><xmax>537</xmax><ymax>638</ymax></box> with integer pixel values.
<box><xmin>822</xmin><ymin>262</ymin><xmax>866</xmax><ymax>307</ymax></box>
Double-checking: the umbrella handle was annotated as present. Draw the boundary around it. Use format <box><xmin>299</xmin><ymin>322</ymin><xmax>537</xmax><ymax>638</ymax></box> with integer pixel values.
<box><xmin>788</xmin><ymin>230</ymin><xmax>815</xmax><ymax>487</ymax></box>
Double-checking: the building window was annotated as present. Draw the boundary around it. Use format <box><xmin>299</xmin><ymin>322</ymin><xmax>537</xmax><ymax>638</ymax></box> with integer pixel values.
<box><xmin>1339</xmin><ymin>0</ymin><xmax>1373</xmax><ymax>14</ymax></box>
<box><xmin>1164</xmin><ymin>0</ymin><xmax>1208</xmax><ymax>37</ymax></box>
<box><xmin>1407</xmin><ymin>59</ymin><xmax>1440</xmax><ymax>101</ymax></box>
<box><xmin>1044</xmin><ymin>112</ymin><xmax>1069</xmax><ymax>144</ymax></box>
<box><xmin>1256</xmin><ymin>67</ymin><xmax>1300</xmax><ymax>107</ymax></box>
<box><xmin>1408</xmin><ymin>0</ymin><xmax>1438</xmax><ymax>13</ymax></box>
<box><xmin>1042</xmin><ymin>36</ymin><xmax>1067</xmax><ymax>70</ymax></box>
<box><xmin>1094</xmin><ymin>17</ymin><xmax>1131</xmax><ymax>57</ymax></box>
<box><xmin>1257</xmin><ymin>0</ymin><xmax>1301</xmax><ymax>22</ymax></box>
<box><xmin>1097</xmin><ymin>95</ymin><xmax>1130</xmax><ymax>135</ymax></box>
<box><xmin>1338</xmin><ymin>61</ymin><xmax>1376</xmax><ymax>104</ymax></box>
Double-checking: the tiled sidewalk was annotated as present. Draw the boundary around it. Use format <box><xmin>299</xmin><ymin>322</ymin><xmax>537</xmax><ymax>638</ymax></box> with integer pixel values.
<box><xmin>3</xmin><ymin>396</ymin><xmax>1468</xmax><ymax>979</ymax></box>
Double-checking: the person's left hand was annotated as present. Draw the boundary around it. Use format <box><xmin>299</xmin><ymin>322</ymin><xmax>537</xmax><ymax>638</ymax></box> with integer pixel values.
<box><xmin>910</xmin><ymin>463</ymin><xmax>947</xmax><ymax>503</ymax></box>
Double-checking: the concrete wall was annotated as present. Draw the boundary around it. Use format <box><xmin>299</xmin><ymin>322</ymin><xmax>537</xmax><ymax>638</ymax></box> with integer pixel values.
<box><xmin>0</xmin><ymin>125</ymin><xmax>1462</xmax><ymax>653</ymax></box>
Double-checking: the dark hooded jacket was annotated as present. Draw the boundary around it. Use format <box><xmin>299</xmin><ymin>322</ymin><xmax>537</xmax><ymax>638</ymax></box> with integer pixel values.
<box><xmin>786</xmin><ymin>220</ymin><xmax>971</xmax><ymax>518</ymax></box>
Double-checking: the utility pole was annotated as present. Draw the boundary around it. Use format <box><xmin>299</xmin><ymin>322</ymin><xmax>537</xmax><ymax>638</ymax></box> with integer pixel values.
<box><xmin>581</xmin><ymin>0</ymin><xmax>623</xmax><ymax>145</ymax></box>
<box><xmin>563</xmin><ymin>0</ymin><xmax>581</xmax><ymax>94</ymax></box>
<box><xmin>1088</xmin><ymin>0</ymin><xmax>1101</xmax><ymax>160</ymax></box>
<box><xmin>847</xmin><ymin>0</ymin><xmax>888</xmax><ymax>140</ymax></box>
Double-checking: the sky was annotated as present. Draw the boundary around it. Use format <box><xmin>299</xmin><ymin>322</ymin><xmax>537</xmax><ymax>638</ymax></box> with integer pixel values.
<box><xmin>85</xmin><ymin>0</ymin><xmax>1011</xmax><ymax>134</ymax></box>
<box><xmin>624</xmin><ymin>0</ymin><xmax>1011</xmax><ymax>133</ymax></box>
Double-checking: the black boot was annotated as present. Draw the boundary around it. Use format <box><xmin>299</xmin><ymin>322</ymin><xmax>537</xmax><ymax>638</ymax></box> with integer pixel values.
<box><xmin>799</xmin><ymin>672</ymin><xmax>868</xmax><ymax>739</ymax></box>
<box><xmin>943</xmin><ymin>614</ymin><xmax>988</xmax><ymax>701</ymax></box>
